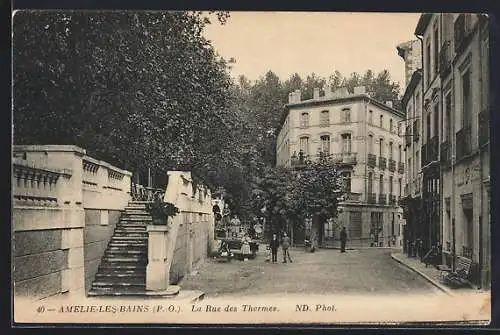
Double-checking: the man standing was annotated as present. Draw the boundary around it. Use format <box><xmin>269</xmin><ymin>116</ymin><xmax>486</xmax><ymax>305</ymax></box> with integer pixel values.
<box><xmin>281</xmin><ymin>232</ymin><xmax>292</xmax><ymax>263</ymax></box>
<box><xmin>269</xmin><ymin>233</ymin><xmax>279</xmax><ymax>264</ymax></box>
<box><xmin>340</xmin><ymin>227</ymin><xmax>348</xmax><ymax>253</ymax></box>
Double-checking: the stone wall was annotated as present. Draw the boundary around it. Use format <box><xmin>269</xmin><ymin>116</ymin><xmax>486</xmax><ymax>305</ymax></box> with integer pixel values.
<box><xmin>12</xmin><ymin>145</ymin><xmax>132</xmax><ymax>300</ymax></box>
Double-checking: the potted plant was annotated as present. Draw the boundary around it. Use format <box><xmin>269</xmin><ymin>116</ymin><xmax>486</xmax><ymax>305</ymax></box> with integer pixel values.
<box><xmin>145</xmin><ymin>197</ymin><xmax>180</xmax><ymax>225</ymax></box>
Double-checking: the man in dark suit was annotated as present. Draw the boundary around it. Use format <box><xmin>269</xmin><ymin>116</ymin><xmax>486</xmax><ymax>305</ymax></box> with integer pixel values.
<box><xmin>269</xmin><ymin>233</ymin><xmax>280</xmax><ymax>264</ymax></box>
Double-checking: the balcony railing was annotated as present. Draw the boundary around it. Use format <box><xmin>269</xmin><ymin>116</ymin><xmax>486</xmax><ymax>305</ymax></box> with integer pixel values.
<box><xmin>405</xmin><ymin>125</ymin><xmax>412</xmax><ymax>147</ymax></box>
<box><xmin>388</xmin><ymin>159</ymin><xmax>396</xmax><ymax>172</ymax></box>
<box><xmin>440</xmin><ymin>140</ymin><xmax>451</xmax><ymax>168</ymax></box>
<box><xmin>367</xmin><ymin>193</ymin><xmax>377</xmax><ymax>204</ymax></box>
<box><xmin>462</xmin><ymin>245</ymin><xmax>473</xmax><ymax>259</ymax></box>
<box><xmin>398</xmin><ymin>162</ymin><xmax>404</xmax><ymax>174</ymax></box>
<box><xmin>389</xmin><ymin>194</ymin><xmax>397</xmax><ymax>205</ymax></box>
<box><xmin>479</xmin><ymin>108</ymin><xmax>490</xmax><ymax>146</ymax></box>
<box><xmin>404</xmin><ymin>184</ymin><xmax>409</xmax><ymax>197</ymax></box>
<box><xmin>333</xmin><ymin>152</ymin><xmax>358</xmax><ymax>165</ymax></box>
<box><xmin>379</xmin><ymin>193</ymin><xmax>387</xmax><ymax>205</ymax></box>
<box><xmin>367</xmin><ymin>154</ymin><xmax>377</xmax><ymax>168</ymax></box>
<box><xmin>378</xmin><ymin>157</ymin><xmax>387</xmax><ymax>170</ymax></box>
<box><xmin>456</xmin><ymin>126</ymin><xmax>472</xmax><ymax>160</ymax></box>
<box><xmin>344</xmin><ymin>192</ymin><xmax>362</xmax><ymax>203</ymax></box>
<box><xmin>439</xmin><ymin>40</ymin><xmax>453</xmax><ymax>78</ymax></box>
<box><xmin>422</xmin><ymin>136</ymin><xmax>439</xmax><ymax>166</ymax></box>
<box><xmin>413</xmin><ymin>119</ymin><xmax>420</xmax><ymax>142</ymax></box>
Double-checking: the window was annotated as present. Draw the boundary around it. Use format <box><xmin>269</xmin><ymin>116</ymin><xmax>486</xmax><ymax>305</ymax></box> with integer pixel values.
<box><xmin>368</xmin><ymin>134</ymin><xmax>374</xmax><ymax>153</ymax></box>
<box><xmin>320</xmin><ymin>135</ymin><xmax>330</xmax><ymax>154</ymax></box>
<box><xmin>299</xmin><ymin>137</ymin><xmax>309</xmax><ymax>156</ymax></box>
<box><xmin>426</xmin><ymin>113</ymin><xmax>431</xmax><ymax>142</ymax></box>
<box><xmin>388</xmin><ymin>142</ymin><xmax>393</xmax><ymax>159</ymax></box>
<box><xmin>389</xmin><ymin>119</ymin><xmax>393</xmax><ymax>133</ymax></box>
<box><xmin>426</xmin><ymin>43</ymin><xmax>431</xmax><ymax>86</ymax></box>
<box><xmin>342</xmin><ymin>133</ymin><xmax>352</xmax><ymax>153</ymax></box>
<box><xmin>389</xmin><ymin>176</ymin><xmax>393</xmax><ymax>195</ymax></box>
<box><xmin>368</xmin><ymin>172</ymin><xmax>373</xmax><ymax>193</ymax></box>
<box><xmin>343</xmin><ymin>108</ymin><xmax>351</xmax><ymax>123</ymax></box>
<box><xmin>379</xmin><ymin>138</ymin><xmax>384</xmax><ymax>156</ymax></box>
<box><xmin>398</xmin><ymin>178</ymin><xmax>402</xmax><ymax>197</ymax></box>
<box><xmin>342</xmin><ymin>172</ymin><xmax>351</xmax><ymax>192</ymax></box>
<box><xmin>300</xmin><ymin>112</ymin><xmax>309</xmax><ymax>128</ymax></box>
<box><xmin>408</xmin><ymin>157</ymin><xmax>412</xmax><ymax>179</ymax></box>
<box><xmin>444</xmin><ymin>92</ymin><xmax>452</xmax><ymax>141</ymax></box>
<box><xmin>433</xmin><ymin>24</ymin><xmax>439</xmax><ymax>75</ymax></box>
<box><xmin>398</xmin><ymin>145</ymin><xmax>402</xmax><ymax>162</ymax></box>
<box><xmin>379</xmin><ymin>175</ymin><xmax>384</xmax><ymax>193</ymax></box>
<box><xmin>380</xmin><ymin>115</ymin><xmax>384</xmax><ymax>128</ymax></box>
<box><xmin>433</xmin><ymin>104</ymin><xmax>439</xmax><ymax>138</ymax></box>
<box><xmin>368</xmin><ymin>110</ymin><xmax>373</xmax><ymax>124</ymax></box>
<box><xmin>320</xmin><ymin>110</ymin><xmax>329</xmax><ymax>126</ymax></box>
<box><xmin>462</xmin><ymin>70</ymin><xmax>472</xmax><ymax>127</ymax></box>
<box><xmin>416</xmin><ymin>92</ymin><xmax>421</xmax><ymax>117</ymax></box>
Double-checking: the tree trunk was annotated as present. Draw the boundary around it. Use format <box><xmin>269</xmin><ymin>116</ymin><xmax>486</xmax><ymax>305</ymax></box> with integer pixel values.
<box><xmin>311</xmin><ymin>215</ymin><xmax>320</xmax><ymax>249</ymax></box>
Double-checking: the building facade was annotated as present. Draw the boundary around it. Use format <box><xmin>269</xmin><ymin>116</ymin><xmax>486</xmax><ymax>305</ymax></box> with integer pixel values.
<box><xmin>276</xmin><ymin>86</ymin><xmax>406</xmax><ymax>248</ymax></box>
<box><xmin>403</xmin><ymin>13</ymin><xmax>490</xmax><ymax>289</ymax></box>
<box><xmin>397</xmin><ymin>40</ymin><xmax>423</xmax><ymax>90</ymax></box>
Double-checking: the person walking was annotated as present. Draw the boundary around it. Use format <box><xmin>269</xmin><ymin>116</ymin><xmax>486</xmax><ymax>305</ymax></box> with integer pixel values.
<box><xmin>269</xmin><ymin>233</ymin><xmax>279</xmax><ymax>264</ymax></box>
<box><xmin>281</xmin><ymin>232</ymin><xmax>292</xmax><ymax>263</ymax></box>
<box><xmin>340</xmin><ymin>227</ymin><xmax>347</xmax><ymax>253</ymax></box>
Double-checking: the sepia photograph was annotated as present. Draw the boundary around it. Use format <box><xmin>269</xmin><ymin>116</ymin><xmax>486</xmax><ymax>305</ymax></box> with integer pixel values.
<box><xmin>11</xmin><ymin>10</ymin><xmax>492</xmax><ymax>325</ymax></box>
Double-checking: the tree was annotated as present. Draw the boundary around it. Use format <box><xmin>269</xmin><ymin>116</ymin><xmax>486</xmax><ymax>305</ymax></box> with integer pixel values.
<box><xmin>289</xmin><ymin>153</ymin><xmax>346</xmax><ymax>249</ymax></box>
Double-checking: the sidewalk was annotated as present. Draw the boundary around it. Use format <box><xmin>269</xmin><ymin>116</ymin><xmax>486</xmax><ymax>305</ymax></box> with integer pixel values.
<box><xmin>391</xmin><ymin>251</ymin><xmax>479</xmax><ymax>296</ymax></box>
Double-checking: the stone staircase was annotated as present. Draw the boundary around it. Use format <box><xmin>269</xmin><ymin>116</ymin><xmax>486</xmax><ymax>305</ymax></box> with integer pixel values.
<box><xmin>88</xmin><ymin>201</ymin><xmax>151</xmax><ymax>296</ymax></box>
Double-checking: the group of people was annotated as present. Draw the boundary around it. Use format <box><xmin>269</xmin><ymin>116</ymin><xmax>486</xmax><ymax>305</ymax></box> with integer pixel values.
<box><xmin>268</xmin><ymin>232</ymin><xmax>292</xmax><ymax>263</ymax></box>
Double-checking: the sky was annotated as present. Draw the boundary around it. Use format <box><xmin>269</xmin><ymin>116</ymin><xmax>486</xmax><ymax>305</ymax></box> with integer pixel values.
<box><xmin>204</xmin><ymin>12</ymin><xmax>422</xmax><ymax>89</ymax></box>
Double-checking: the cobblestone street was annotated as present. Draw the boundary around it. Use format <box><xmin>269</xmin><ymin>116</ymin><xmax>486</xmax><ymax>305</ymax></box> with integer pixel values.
<box><xmin>180</xmin><ymin>247</ymin><xmax>441</xmax><ymax>297</ymax></box>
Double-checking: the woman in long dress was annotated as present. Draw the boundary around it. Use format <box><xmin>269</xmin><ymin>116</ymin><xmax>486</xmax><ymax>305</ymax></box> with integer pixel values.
<box><xmin>240</xmin><ymin>233</ymin><xmax>252</xmax><ymax>260</ymax></box>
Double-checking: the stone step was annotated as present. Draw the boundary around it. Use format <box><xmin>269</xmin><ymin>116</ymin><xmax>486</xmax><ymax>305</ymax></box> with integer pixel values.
<box><xmin>111</xmin><ymin>235</ymin><xmax>148</xmax><ymax>240</ymax></box>
<box><xmin>88</xmin><ymin>287</ymin><xmax>148</xmax><ymax>296</ymax></box>
<box><xmin>96</xmin><ymin>272</ymin><xmax>145</xmax><ymax>278</ymax></box>
<box><xmin>112</xmin><ymin>232</ymin><xmax>148</xmax><ymax>238</ymax></box>
<box><xmin>98</xmin><ymin>264</ymin><xmax>146</xmax><ymax>271</ymax></box>
<box><xmin>92</xmin><ymin>281</ymin><xmax>146</xmax><ymax>288</ymax></box>
<box><xmin>114</xmin><ymin>228</ymin><xmax>147</xmax><ymax>233</ymax></box>
<box><xmin>120</xmin><ymin>217</ymin><xmax>152</xmax><ymax>222</ymax></box>
<box><xmin>105</xmin><ymin>249</ymin><xmax>146</xmax><ymax>256</ymax></box>
<box><xmin>101</xmin><ymin>256</ymin><xmax>148</xmax><ymax>263</ymax></box>
<box><xmin>108</xmin><ymin>243</ymin><xmax>147</xmax><ymax>248</ymax></box>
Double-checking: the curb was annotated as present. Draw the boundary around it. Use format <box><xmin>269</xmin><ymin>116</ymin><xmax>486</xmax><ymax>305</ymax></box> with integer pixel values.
<box><xmin>391</xmin><ymin>253</ymin><xmax>454</xmax><ymax>296</ymax></box>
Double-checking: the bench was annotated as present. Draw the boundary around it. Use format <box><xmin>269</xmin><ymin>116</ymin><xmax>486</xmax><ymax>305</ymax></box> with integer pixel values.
<box><xmin>439</xmin><ymin>256</ymin><xmax>473</xmax><ymax>288</ymax></box>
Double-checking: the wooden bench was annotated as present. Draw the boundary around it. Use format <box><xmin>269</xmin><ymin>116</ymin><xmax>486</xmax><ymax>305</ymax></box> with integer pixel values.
<box><xmin>439</xmin><ymin>256</ymin><xmax>473</xmax><ymax>288</ymax></box>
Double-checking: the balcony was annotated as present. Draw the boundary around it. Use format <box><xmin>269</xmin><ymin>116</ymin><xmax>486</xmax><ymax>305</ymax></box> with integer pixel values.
<box><xmin>422</xmin><ymin>136</ymin><xmax>439</xmax><ymax>166</ymax></box>
<box><xmin>367</xmin><ymin>193</ymin><xmax>377</xmax><ymax>204</ymax></box>
<box><xmin>456</xmin><ymin>126</ymin><xmax>472</xmax><ymax>160</ymax></box>
<box><xmin>405</xmin><ymin>125</ymin><xmax>412</xmax><ymax>147</ymax></box>
<box><xmin>367</xmin><ymin>154</ymin><xmax>377</xmax><ymax>168</ymax></box>
<box><xmin>379</xmin><ymin>193</ymin><xmax>387</xmax><ymax>205</ymax></box>
<box><xmin>389</xmin><ymin>194</ymin><xmax>397</xmax><ymax>205</ymax></box>
<box><xmin>290</xmin><ymin>152</ymin><xmax>310</xmax><ymax>169</ymax></box>
<box><xmin>413</xmin><ymin>119</ymin><xmax>420</xmax><ymax>142</ymax></box>
<box><xmin>439</xmin><ymin>40</ymin><xmax>453</xmax><ymax>78</ymax></box>
<box><xmin>344</xmin><ymin>192</ymin><xmax>362</xmax><ymax>203</ymax></box>
<box><xmin>398</xmin><ymin>162</ymin><xmax>404</xmax><ymax>174</ymax></box>
<box><xmin>404</xmin><ymin>184</ymin><xmax>409</xmax><ymax>197</ymax></box>
<box><xmin>378</xmin><ymin>157</ymin><xmax>387</xmax><ymax>170</ymax></box>
<box><xmin>333</xmin><ymin>152</ymin><xmax>358</xmax><ymax>165</ymax></box>
<box><xmin>440</xmin><ymin>140</ymin><xmax>451</xmax><ymax>168</ymax></box>
<box><xmin>388</xmin><ymin>159</ymin><xmax>396</xmax><ymax>172</ymax></box>
<box><xmin>479</xmin><ymin>108</ymin><xmax>490</xmax><ymax>146</ymax></box>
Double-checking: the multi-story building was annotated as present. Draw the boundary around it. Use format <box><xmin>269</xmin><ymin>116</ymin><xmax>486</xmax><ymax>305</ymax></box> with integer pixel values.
<box><xmin>276</xmin><ymin>86</ymin><xmax>406</xmax><ymax>248</ymax></box>
<box><xmin>404</xmin><ymin>13</ymin><xmax>490</xmax><ymax>289</ymax></box>
<box><xmin>400</xmin><ymin>69</ymin><xmax>424</xmax><ymax>256</ymax></box>
<box><xmin>397</xmin><ymin>40</ymin><xmax>423</xmax><ymax>90</ymax></box>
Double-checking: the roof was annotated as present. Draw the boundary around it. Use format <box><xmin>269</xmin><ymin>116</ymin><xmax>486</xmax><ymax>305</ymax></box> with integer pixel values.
<box><xmin>414</xmin><ymin>13</ymin><xmax>434</xmax><ymax>36</ymax></box>
<box><xmin>401</xmin><ymin>69</ymin><xmax>423</xmax><ymax>108</ymax></box>
<box><xmin>276</xmin><ymin>94</ymin><xmax>405</xmax><ymax>134</ymax></box>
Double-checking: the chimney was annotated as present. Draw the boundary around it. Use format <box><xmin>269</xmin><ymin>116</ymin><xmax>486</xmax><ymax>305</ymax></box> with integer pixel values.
<box><xmin>294</xmin><ymin>89</ymin><xmax>302</xmax><ymax>103</ymax></box>
<box><xmin>353</xmin><ymin>86</ymin><xmax>366</xmax><ymax>95</ymax></box>
<box><xmin>385</xmin><ymin>101</ymin><xmax>393</xmax><ymax>108</ymax></box>
<box><xmin>313</xmin><ymin>88</ymin><xmax>320</xmax><ymax>100</ymax></box>
<box><xmin>333</xmin><ymin>87</ymin><xmax>349</xmax><ymax>98</ymax></box>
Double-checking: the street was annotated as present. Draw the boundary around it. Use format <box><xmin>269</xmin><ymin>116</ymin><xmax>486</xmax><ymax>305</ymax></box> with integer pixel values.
<box><xmin>180</xmin><ymin>247</ymin><xmax>441</xmax><ymax>297</ymax></box>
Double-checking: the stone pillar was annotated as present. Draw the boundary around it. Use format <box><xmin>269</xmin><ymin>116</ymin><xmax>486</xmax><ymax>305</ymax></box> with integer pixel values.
<box><xmin>61</xmin><ymin>226</ymin><xmax>85</xmax><ymax>296</ymax></box>
<box><xmin>146</xmin><ymin>225</ymin><xmax>170</xmax><ymax>291</ymax></box>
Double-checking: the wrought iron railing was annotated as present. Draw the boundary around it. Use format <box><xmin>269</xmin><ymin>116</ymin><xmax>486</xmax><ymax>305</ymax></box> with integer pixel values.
<box><xmin>367</xmin><ymin>193</ymin><xmax>377</xmax><ymax>204</ymax></box>
<box><xmin>378</xmin><ymin>157</ymin><xmax>387</xmax><ymax>170</ymax></box>
<box><xmin>367</xmin><ymin>154</ymin><xmax>376</xmax><ymax>168</ymax></box>
<box><xmin>389</xmin><ymin>194</ymin><xmax>396</xmax><ymax>205</ymax></box>
<box><xmin>440</xmin><ymin>140</ymin><xmax>451</xmax><ymax>168</ymax></box>
<box><xmin>398</xmin><ymin>162</ymin><xmax>404</xmax><ymax>174</ymax></box>
<box><xmin>462</xmin><ymin>245</ymin><xmax>473</xmax><ymax>259</ymax></box>
<box><xmin>388</xmin><ymin>159</ymin><xmax>396</xmax><ymax>172</ymax></box>
<box><xmin>131</xmin><ymin>182</ymin><xmax>165</xmax><ymax>202</ymax></box>
<box><xmin>379</xmin><ymin>193</ymin><xmax>387</xmax><ymax>205</ymax></box>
